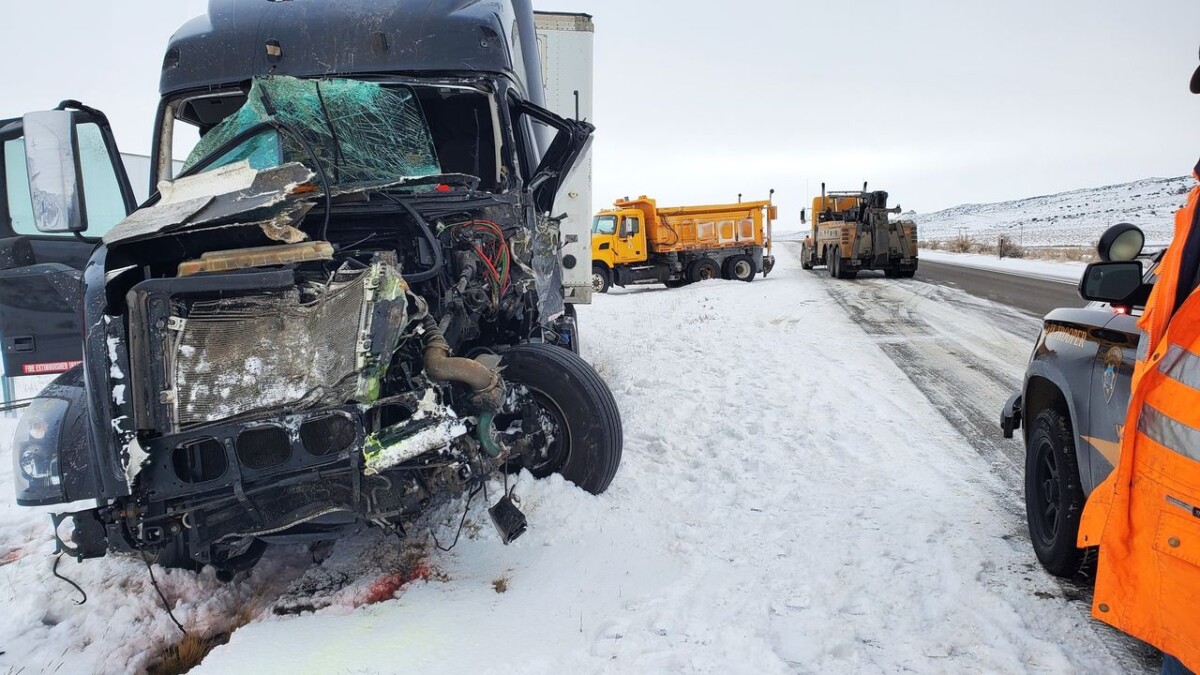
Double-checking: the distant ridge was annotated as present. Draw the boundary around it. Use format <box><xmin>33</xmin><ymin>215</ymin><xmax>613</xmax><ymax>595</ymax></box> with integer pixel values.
<box><xmin>913</xmin><ymin>176</ymin><xmax>1192</xmax><ymax>247</ymax></box>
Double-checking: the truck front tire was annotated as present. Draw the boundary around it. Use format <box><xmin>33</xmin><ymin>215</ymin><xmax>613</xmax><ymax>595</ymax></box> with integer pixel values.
<box><xmin>500</xmin><ymin>344</ymin><xmax>623</xmax><ymax>494</ymax></box>
<box><xmin>801</xmin><ymin>244</ymin><xmax>814</xmax><ymax>270</ymax></box>
<box><xmin>592</xmin><ymin>265</ymin><xmax>611</xmax><ymax>294</ymax></box>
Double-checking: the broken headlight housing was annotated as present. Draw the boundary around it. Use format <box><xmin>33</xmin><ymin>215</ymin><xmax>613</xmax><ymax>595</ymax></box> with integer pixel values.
<box><xmin>12</xmin><ymin>396</ymin><xmax>69</xmax><ymax>505</ymax></box>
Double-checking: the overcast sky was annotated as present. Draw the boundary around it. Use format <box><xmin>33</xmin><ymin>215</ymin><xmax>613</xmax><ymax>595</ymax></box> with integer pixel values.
<box><xmin>3</xmin><ymin>0</ymin><xmax>1200</xmax><ymax>218</ymax></box>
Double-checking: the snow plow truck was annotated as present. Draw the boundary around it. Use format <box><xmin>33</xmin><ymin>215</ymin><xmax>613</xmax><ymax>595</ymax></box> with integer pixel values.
<box><xmin>590</xmin><ymin>195</ymin><xmax>777</xmax><ymax>292</ymax></box>
<box><xmin>800</xmin><ymin>183</ymin><xmax>918</xmax><ymax>279</ymax></box>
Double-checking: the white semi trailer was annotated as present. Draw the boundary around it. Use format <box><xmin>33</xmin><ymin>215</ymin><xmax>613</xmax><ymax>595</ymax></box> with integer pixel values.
<box><xmin>534</xmin><ymin>11</ymin><xmax>595</xmax><ymax>305</ymax></box>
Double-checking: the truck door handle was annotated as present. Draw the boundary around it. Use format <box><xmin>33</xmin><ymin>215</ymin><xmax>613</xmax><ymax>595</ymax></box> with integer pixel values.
<box><xmin>4</xmin><ymin>335</ymin><xmax>34</xmax><ymax>353</ymax></box>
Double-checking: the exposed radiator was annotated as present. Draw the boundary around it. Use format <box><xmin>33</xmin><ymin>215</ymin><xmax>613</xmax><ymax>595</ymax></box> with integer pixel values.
<box><xmin>172</xmin><ymin>274</ymin><xmax>367</xmax><ymax>428</ymax></box>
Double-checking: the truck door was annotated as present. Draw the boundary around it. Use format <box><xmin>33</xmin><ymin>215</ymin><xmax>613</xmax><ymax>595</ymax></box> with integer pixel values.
<box><xmin>1082</xmin><ymin>310</ymin><xmax>1140</xmax><ymax>491</ymax></box>
<box><xmin>612</xmin><ymin>214</ymin><xmax>646</xmax><ymax>263</ymax></box>
<box><xmin>0</xmin><ymin>104</ymin><xmax>136</xmax><ymax>399</ymax></box>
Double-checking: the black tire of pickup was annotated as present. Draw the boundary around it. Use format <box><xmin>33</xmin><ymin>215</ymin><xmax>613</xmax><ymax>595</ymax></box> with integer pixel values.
<box><xmin>1025</xmin><ymin>408</ymin><xmax>1091</xmax><ymax>579</ymax></box>
<box><xmin>500</xmin><ymin>344</ymin><xmax>623</xmax><ymax>494</ymax></box>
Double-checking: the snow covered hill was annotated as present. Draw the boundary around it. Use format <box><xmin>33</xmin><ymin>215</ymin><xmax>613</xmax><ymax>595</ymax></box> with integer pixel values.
<box><xmin>914</xmin><ymin>176</ymin><xmax>1193</xmax><ymax>247</ymax></box>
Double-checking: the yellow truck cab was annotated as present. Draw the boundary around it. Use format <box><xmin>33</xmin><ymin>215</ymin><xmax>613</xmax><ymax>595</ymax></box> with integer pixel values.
<box><xmin>800</xmin><ymin>183</ymin><xmax>918</xmax><ymax>279</ymax></box>
<box><xmin>591</xmin><ymin>195</ymin><xmax>776</xmax><ymax>292</ymax></box>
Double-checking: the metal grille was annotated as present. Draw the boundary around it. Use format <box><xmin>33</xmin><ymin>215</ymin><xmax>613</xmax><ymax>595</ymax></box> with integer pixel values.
<box><xmin>173</xmin><ymin>275</ymin><xmax>366</xmax><ymax>428</ymax></box>
<box><xmin>301</xmin><ymin>414</ymin><xmax>357</xmax><ymax>456</ymax></box>
<box><xmin>237</xmin><ymin>426</ymin><xmax>292</xmax><ymax>470</ymax></box>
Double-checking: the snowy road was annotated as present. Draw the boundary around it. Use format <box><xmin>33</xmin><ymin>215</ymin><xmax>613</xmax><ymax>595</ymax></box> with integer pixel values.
<box><xmin>0</xmin><ymin>244</ymin><xmax>1159</xmax><ymax>673</ymax></box>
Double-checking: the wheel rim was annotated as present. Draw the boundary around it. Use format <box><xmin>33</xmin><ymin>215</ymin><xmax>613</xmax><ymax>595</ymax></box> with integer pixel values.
<box><xmin>591</xmin><ymin>272</ymin><xmax>605</xmax><ymax>292</ymax></box>
<box><xmin>700</xmin><ymin>265</ymin><xmax>716</xmax><ymax>280</ymax></box>
<box><xmin>1031</xmin><ymin>437</ymin><xmax>1061</xmax><ymax>545</ymax></box>
<box><xmin>734</xmin><ymin>260</ymin><xmax>752</xmax><ymax>279</ymax></box>
<box><xmin>513</xmin><ymin>386</ymin><xmax>572</xmax><ymax>476</ymax></box>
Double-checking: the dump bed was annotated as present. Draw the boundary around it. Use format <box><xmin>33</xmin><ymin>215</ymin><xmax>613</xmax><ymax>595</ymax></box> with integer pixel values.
<box><xmin>616</xmin><ymin>197</ymin><xmax>774</xmax><ymax>255</ymax></box>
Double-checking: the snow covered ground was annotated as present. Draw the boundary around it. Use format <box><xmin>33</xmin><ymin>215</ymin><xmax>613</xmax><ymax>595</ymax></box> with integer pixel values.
<box><xmin>918</xmin><ymin>249</ymin><xmax>1086</xmax><ymax>283</ymax></box>
<box><xmin>0</xmin><ymin>245</ymin><xmax>1155</xmax><ymax>674</ymax></box>
<box><xmin>914</xmin><ymin>176</ymin><xmax>1191</xmax><ymax>248</ymax></box>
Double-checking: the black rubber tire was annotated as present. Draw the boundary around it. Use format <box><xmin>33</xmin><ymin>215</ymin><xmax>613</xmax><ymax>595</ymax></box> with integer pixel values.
<box><xmin>591</xmin><ymin>265</ymin><xmax>611</xmax><ymax>294</ymax></box>
<box><xmin>723</xmin><ymin>255</ymin><xmax>755</xmax><ymax>282</ymax></box>
<box><xmin>500</xmin><ymin>344</ymin><xmax>623</xmax><ymax>494</ymax></box>
<box><xmin>1025</xmin><ymin>408</ymin><xmax>1091</xmax><ymax>579</ymax></box>
<box><xmin>688</xmin><ymin>258</ymin><xmax>721</xmax><ymax>283</ymax></box>
<box><xmin>884</xmin><ymin>269</ymin><xmax>900</xmax><ymax>279</ymax></box>
<box><xmin>664</xmin><ymin>279</ymin><xmax>689</xmax><ymax>288</ymax></box>
<box><xmin>828</xmin><ymin>247</ymin><xmax>840</xmax><ymax>278</ymax></box>
<box><xmin>900</xmin><ymin>269</ymin><xmax>916</xmax><ymax>279</ymax></box>
<box><xmin>800</xmin><ymin>244</ymin><xmax>814</xmax><ymax>270</ymax></box>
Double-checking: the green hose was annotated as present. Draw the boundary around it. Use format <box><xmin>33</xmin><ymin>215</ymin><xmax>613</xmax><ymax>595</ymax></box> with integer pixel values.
<box><xmin>478</xmin><ymin>412</ymin><xmax>502</xmax><ymax>457</ymax></box>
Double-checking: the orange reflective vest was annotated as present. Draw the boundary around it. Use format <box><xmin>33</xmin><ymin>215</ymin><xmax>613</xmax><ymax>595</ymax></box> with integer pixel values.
<box><xmin>1079</xmin><ymin>175</ymin><xmax>1200</xmax><ymax>670</ymax></box>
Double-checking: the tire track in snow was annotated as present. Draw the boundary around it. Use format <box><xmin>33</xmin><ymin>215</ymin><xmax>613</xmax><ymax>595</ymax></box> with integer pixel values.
<box><xmin>799</xmin><ymin>257</ymin><xmax>1158</xmax><ymax>674</ymax></box>
<box><xmin>819</xmin><ymin>275</ymin><xmax>1028</xmax><ymax>500</ymax></box>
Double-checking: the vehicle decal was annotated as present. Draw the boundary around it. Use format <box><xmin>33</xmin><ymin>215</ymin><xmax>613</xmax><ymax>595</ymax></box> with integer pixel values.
<box><xmin>1103</xmin><ymin>346</ymin><xmax>1123</xmax><ymax>403</ymax></box>
<box><xmin>21</xmin><ymin>360</ymin><xmax>82</xmax><ymax>375</ymax></box>
<box><xmin>1082</xmin><ymin>431</ymin><xmax>1122</xmax><ymax>468</ymax></box>
<box><xmin>1045</xmin><ymin>325</ymin><xmax>1088</xmax><ymax>348</ymax></box>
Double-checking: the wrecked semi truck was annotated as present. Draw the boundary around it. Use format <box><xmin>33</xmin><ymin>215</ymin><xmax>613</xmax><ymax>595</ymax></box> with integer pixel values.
<box><xmin>590</xmin><ymin>195</ymin><xmax>777</xmax><ymax>292</ymax></box>
<box><xmin>1</xmin><ymin>0</ymin><xmax>622</xmax><ymax>575</ymax></box>
<box><xmin>799</xmin><ymin>183</ymin><xmax>918</xmax><ymax>279</ymax></box>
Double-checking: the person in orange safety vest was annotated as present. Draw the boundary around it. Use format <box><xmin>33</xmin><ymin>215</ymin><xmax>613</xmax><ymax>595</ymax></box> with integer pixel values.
<box><xmin>1076</xmin><ymin>54</ymin><xmax>1200</xmax><ymax>675</ymax></box>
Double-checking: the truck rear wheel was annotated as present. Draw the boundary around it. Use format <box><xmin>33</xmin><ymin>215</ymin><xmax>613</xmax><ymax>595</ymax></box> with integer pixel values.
<box><xmin>1025</xmin><ymin>408</ymin><xmax>1091</xmax><ymax>578</ymax></box>
<box><xmin>723</xmin><ymin>255</ymin><xmax>755</xmax><ymax>282</ymax></box>
<box><xmin>500</xmin><ymin>344</ymin><xmax>623</xmax><ymax>494</ymax></box>
<box><xmin>688</xmin><ymin>258</ymin><xmax>720</xmax><ymax>283</ymax></box>
<box><xmin>828</xmin><ymin>248</ymin><xmax>840</xmax><ymax>278</ymax></box>
<box><xmin>592</xmin><ymin>265</ymin><xmax>611</xmax><ymax>294</ymax></box>
<box><xmin>800</xmin><ymin>244</ymin><xmax>814</xmax><ymax>270</ymax></box>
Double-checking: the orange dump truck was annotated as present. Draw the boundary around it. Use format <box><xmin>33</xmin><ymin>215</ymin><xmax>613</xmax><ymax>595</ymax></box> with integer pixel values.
<box><xmin>590</xmin><ymin>195</ymin><xmax>777</xmax><ymax>292</ymax></box>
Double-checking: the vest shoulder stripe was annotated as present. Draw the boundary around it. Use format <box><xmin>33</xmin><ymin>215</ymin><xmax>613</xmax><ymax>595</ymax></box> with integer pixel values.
<box><xmin>1139</xmin><ymin>404</ymin><xmax>1200</xmax><ymax>463</ymax></box>
<box><xmin>1159</xmin><ymin>344</ymin><xmax>1200</xmax><ymax>392</ymax></box>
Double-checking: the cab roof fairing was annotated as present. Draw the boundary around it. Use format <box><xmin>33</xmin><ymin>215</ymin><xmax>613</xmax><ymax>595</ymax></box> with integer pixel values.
<box><xmin>160</xmin><ymin>0</ymin><xmax>546</xmax><ymax>109</ymax></box>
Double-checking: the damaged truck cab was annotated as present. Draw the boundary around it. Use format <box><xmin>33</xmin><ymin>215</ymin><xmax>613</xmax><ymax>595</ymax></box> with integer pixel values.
<box><xmin>3</xmin><ymin>0</ymin><xmax>621</xmax><ymax>574</ymax></box>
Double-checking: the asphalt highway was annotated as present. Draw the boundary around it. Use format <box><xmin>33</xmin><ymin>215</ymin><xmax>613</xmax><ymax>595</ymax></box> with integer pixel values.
<box><xmin>911</xmin><ymin>259</ymin><xmax>1085</xmax><ymax>317</ymax></box>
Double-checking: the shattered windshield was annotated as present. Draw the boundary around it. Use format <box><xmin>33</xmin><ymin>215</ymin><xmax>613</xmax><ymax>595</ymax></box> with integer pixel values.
<box><xmin>182</xmin><ymin>76</ymin><xmax>442</xmax><ymax>188</ymax></box>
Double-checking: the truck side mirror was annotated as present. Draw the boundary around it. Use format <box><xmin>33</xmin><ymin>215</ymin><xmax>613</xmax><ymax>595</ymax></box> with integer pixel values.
<box><xmin>1078</xmin><ymin>260</ymin><xmax>1148</xmax><ymax>306</ymax></box>
<box><xmin>800</xmin><ymin>208</ymin><xmax>806</xmax><ymax>224</ymax></box>
<box><xmin>21</xmin><ymin>110</ymin><xmax>86</xmax><ymax>233</ymax></box>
